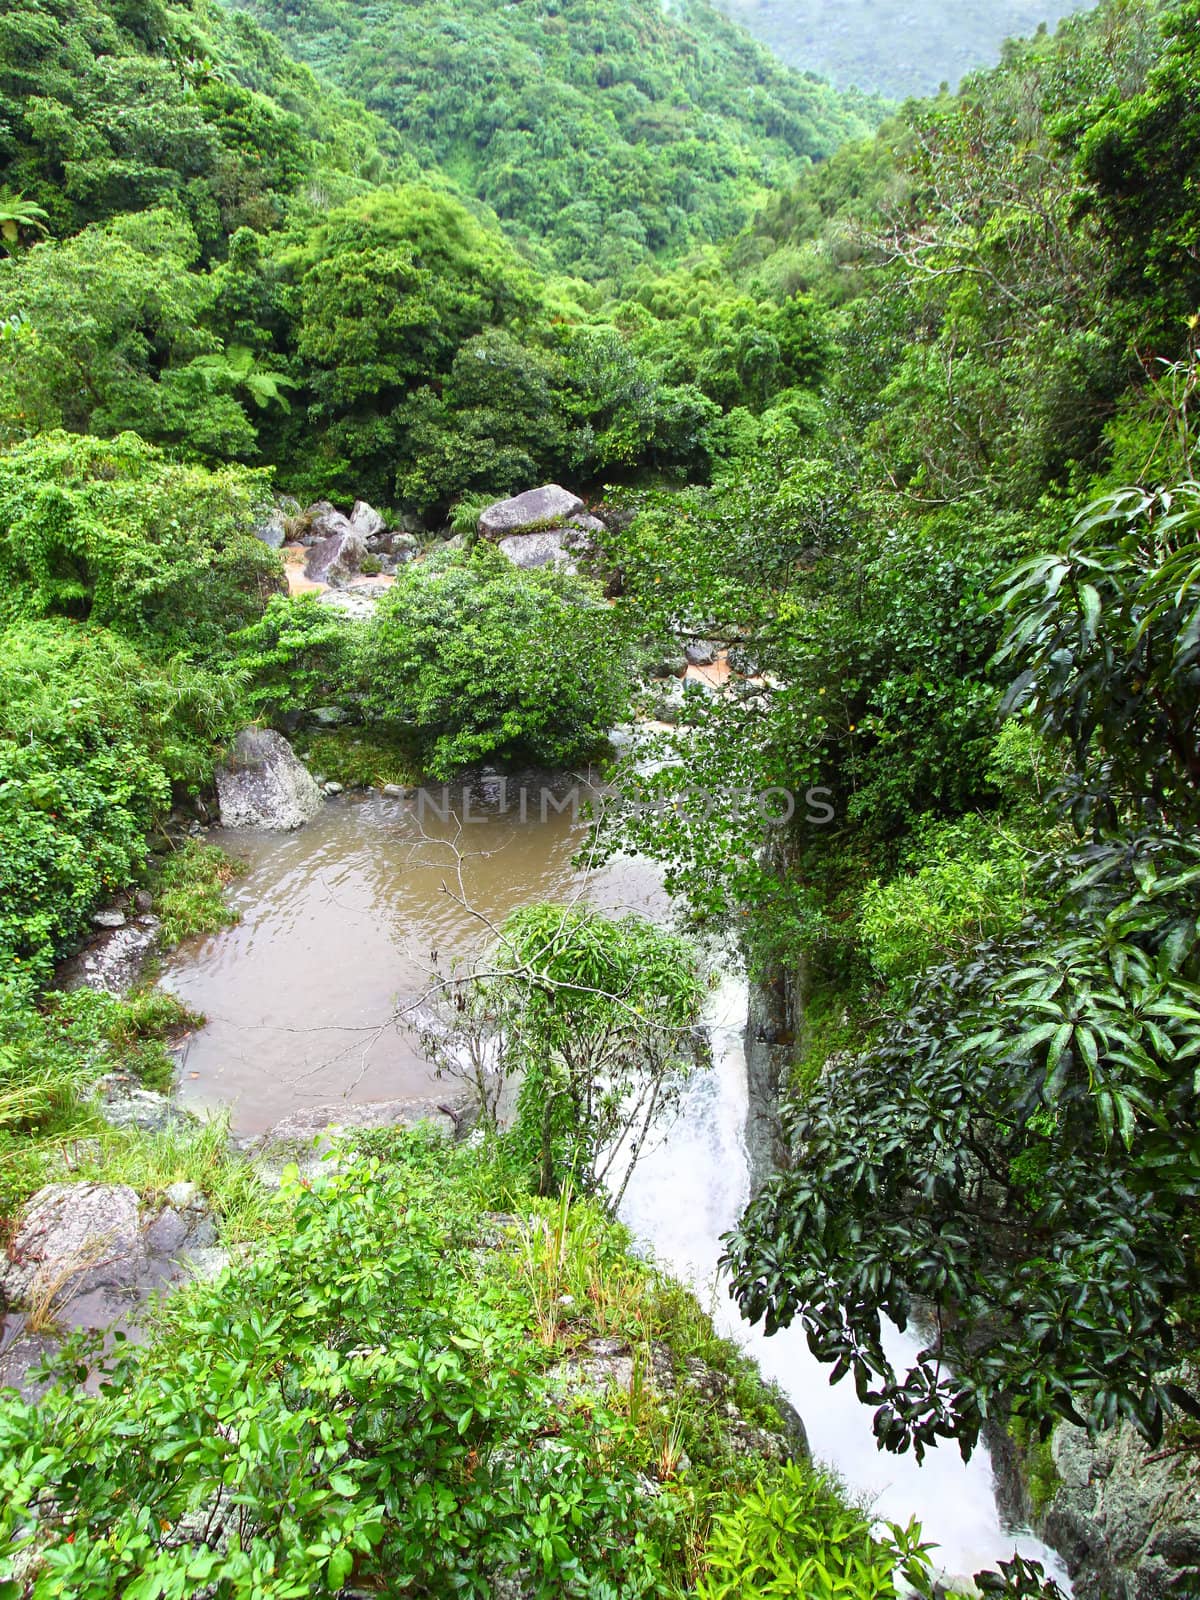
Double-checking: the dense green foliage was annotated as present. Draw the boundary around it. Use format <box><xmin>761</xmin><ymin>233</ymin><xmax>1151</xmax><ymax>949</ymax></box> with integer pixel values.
<box><xmin>358</xmin><ymin>548</ymin><xmax>632</xmax><ymax>778</ymax></box>
<box><xmin>2</xmin><ymin>0</ymin><xmax>1199</xmax><ymax>1589</ymax></box>
<box><xmin>595</xmin><ymin>0</ymin><xmax>1200</xmax><ymax>1472</ymax></box>
<box><xmin>493</xmin><ymin>904</ymin><xmax>707</xmax><ymax>1198</ymax></box>
<box><xmin>0</xmin><ymin>1133</ymin><xmax>914</xmax><ymax>1598</ymax></box>
<box><xmin>234</xmin><ymin>0</ymin><xmax>878</xmax><ymax>278</ymax></box>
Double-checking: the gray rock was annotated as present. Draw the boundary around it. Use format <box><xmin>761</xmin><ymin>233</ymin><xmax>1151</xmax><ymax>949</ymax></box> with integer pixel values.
<box><xmin>164</xmin><ymin>1181</ymin><xmax>205</xmax><ymax>1213</ymax></box>
<box><xmin>252</xmin><ymin>508</ymin><xmax>288</xmax><ymax>549</ymax></box>
<box><xmin>309</xmin><ymin>705</ymin><xmax>348</xmax><ymax>728</ymax></box>
<box><xmin>298</xmin><ymin>502</ymin><xmax>354</xmax><ymax>546</ymax></box>
<box><xmin>323</xmin><ymin>781</ymin><xmax>344</xmax><ymax>796</ymax></box>
<box><xmin>91</xmin><ymin>909</ymin><xmax>126</xmax><ymax>929</ymax></box>
<box><xmin>133</xmin><ymin>888</ymin><xmax>154</xmax><ymax>914</ymax></box>
<box><xmin>567</xmin><ymin>512</ymin><xmax>606</xmax><ymax>535</ymax></box>
<box><xmin>684</xmin><ymin>639</ymin><xmax>720</xmax><ymax>667</ymax></box>
<box><xmin>305</xmin><ymin>527</ymin><xmax>367</xmax><ymax>587</ymax></box>
<box><xmin>318</xmin><ymin>587</ymin><xmax>383</xmax><ymax>622</ymax></box>
<box><xmin>97</xmin><ymin>1078</ymin><xmax>190</xmax><ymax>1135</ymax></box>
<box><xmin>349</xmin><ymin>499</ymin><xmax>387</xmax><ymax>540</ymax></box>
<box><xmin>215</xmin><ymin>728</ymin><xmax>323</xmax><ymax>831</ymax></box>
<box><xmin>0</xmin><ymin>1183</ymin><xmax>145</xmax><ymax>1308</ymax></box>
<box><xmin>496</xmin><ymin>530</ymin><xmax>575</xmax><ymax>571</ymax></box>
<box><xmin>1042</xmin><ymin>1418</ymin><xmax>1200</xmax><ymax>1599</ymax></box>
<box><xmin>478</xmin><ymin>485</ymin><xmax>584</xmax><ymax>540</ymax></box>
<box><xmin>57</xmin><ymin>915</ymin><xmax>161</xmax><ymax>997</ymax></box>
<box><xmin>144</xmin><ymin>1207</ymin><xmax>192</xmax><ymax>1255</ymax></box>
<box><xmin>382</xmin><ymin>783</ymin><xmax>407</xmax><ymax>799</ymax></box>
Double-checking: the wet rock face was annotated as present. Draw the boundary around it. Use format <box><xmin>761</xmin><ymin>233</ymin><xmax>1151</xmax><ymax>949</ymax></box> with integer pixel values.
<box><xmin>1042</xmin><ymin>1419</ymin><xmax>1200</xmax><ymax>1599</ymax></box>
<box><xmin>57</xmin><ymin>914</ymin><xmax>161</xmax><ymax>997</ymax></box>
<box><xmin>0</xmin><ymin>1183</ymin><xmax>144</xmax><ymax>1308</ymax></box>
<box><xmin>478</xmin><ymin>484</ymin><xmax>585</xmax><ymax>539</ymax></box>
<box><xmin>215</xmin><ymin>728</ymin><xmax>323</xmax><ymax>830</ymax></box>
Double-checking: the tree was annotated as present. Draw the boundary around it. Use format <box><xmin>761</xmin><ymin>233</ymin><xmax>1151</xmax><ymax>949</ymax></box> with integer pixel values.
<box><xmin>457</xmin><ymin>903</ymin><xmax>708</xmax><ymax>1200</ymax></box>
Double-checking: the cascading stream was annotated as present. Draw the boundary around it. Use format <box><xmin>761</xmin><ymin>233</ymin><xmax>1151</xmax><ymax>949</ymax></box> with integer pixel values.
<box><xmin>619</xmin><ymin>970</ymin><xmax>1072</xmax><ymax>1587</ymax></box>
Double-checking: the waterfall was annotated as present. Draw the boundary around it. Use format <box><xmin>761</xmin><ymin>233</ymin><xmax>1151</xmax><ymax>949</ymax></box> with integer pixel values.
<box><xmin>618</xmin><ymin>967</ymin><xmax>1072</xmax><ymax>1588</ymax></box>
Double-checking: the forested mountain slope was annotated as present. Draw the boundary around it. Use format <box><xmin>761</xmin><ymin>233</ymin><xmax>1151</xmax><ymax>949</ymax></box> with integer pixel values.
<box><xmin>229</xmin><ymin>0</ymin><xmax>881</xmax><ymax>276</ymax></box>
<box><xmin>716</xmin><ymin>0</ymin><xmax>1097</xmax><ymax>99</ymax></box>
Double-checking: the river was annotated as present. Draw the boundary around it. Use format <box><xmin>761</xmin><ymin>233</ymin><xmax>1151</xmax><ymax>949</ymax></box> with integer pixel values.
<box><xmin>162</xmin><ymin>782</ymin><xmax>1068</xmax><ymax>1585</ymax></box>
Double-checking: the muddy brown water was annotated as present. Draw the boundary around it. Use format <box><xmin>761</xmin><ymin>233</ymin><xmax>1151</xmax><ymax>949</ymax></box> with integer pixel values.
<box><xmin>163</xmin><ymin>781</ymin><xmax>667</xmax><ymax>1136</ymax></box>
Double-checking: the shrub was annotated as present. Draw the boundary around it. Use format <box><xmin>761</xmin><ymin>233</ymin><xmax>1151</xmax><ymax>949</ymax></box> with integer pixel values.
<box><xmin>0</xmin><ymin>1143</ymin><xmax>681</xmax><ymax>1598</ymax></box>
<box><xmin>697</xmin><ymin>1462</ymin><xmax>932</xmax><ymax>1599</ymax></box>
<box><xmin>357</xmin><ymin>546</ymin><xmax>631</xmax><ymax>777</ymax></box>
<box><xmin>0</xmin><ymin>431</ymin><xmax>279</xmax><ymax>655</ymax></box>
<box><xmin>0</xmin><ymin>621</ymin><xmax>241</xmax><ymax>978</ymax></box>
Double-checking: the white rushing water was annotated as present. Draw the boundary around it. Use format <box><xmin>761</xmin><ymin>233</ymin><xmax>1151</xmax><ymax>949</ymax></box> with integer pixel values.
<box><xmin>619</xmin><ymin>969</ymin><xmax>1071</xmax><ymax>1588</ymax></box>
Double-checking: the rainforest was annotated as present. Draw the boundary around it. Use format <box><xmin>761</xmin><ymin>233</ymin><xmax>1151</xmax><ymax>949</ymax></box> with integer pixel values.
<box><xmin>0</xmin><ymin>0</ymin><xmax>1199</xmax><ymax>1595</ymax></box>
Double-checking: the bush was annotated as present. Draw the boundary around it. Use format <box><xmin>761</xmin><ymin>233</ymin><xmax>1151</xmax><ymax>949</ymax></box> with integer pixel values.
<box><xmin>0</xmin><ymin>1143</ymin><xmax>681</xmax><ymax>1598</ymax></box>
<box><xmin>234</xmin><ymin>593</ymin><xmax>355</xmax><ymax>719</ymax></box>
<box><xmin>697</xmin><ymin>1462</ymin><xmax>932</xmax><ymax>1599</ymax></box>
<box><xmin>357</xmin><ymin>546</ymin><xmax>631</xmax><ymax>777</ymax></box>
<box><xmin>858</xmin><ymin>815</ymin><xmax>1038</xmax><ymax>990</ymax></box>
<box><xmin>0</xmin><ymin>621</ymin><xmax>241</xmax><ymax>978</ymax></box>
<box><xmin>0</xmin><ymin>431</ymin><xmax>279</xmax><ymax>656</ymax></box>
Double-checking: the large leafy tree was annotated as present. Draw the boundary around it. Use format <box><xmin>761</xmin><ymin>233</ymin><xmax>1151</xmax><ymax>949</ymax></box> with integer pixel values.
<box><xmin>284</xmin><ymin>187</ymin><xmax>538</xmax><ymax>501</ymax></box>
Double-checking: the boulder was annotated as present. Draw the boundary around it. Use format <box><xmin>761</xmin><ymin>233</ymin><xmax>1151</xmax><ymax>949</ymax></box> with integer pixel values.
<box><xmin>349</xmin><ymin>499</ymin><xmax>387</xmax><ymax>540</ymax></box>
<box><xmin>478</xmin><ymin>484</ymin><xmax>584</xmax><ymax>540</ymax></box>
<box><xmin>91</xmin><ymin>908</ymin><xmax>126</xmax><ymax>930</ymax></box>
<box><xmin>309</xmin><ymin>705</ymin><xmax>348</xmax><ymax>728</ymax></box>
<box><xmin>57</xmin><ymin>915</ymin><xmax>161</xmax><ymax>997</ymax></box>
<box><xmin>215</xmin><ymin>728</ymin><xmax>323</xmax><ymax>830</ymax></box>
<box><xmin>496</xmin><ymin>530</ymin><xmax>575</xmax><ymax>571</ymax></box>
<box><xmin>568</xmin><ymin>512</ymin><xmax>607</xmax><ymax>536</ymax></box>
<box><xmin>0</xmin><ymin>1183</ymin><xmax>145</xmax><ymax>1308</ymax></box>
<box><xmin>304</xmin><ymin>527</ymin><xmax>367</xmax><ymax>586</ymax></box>
<box><xmin>296</xmin><ymin>501</ymin><xmax>354</xmax><ymax>547</ymax></box>
<box><xmin>684</xmin><ymin>639</ymin><xmax>720</xmax><ymax>667</ymax></box>
<box><xmin>318</xmin><ymin>587</ymin><xmax>384</xmax><ymax>622</ymax></box>
<box><xmin>252</xmin><ymin>507</ymin><xmax>289</xmax><ymax>549</ymax></box>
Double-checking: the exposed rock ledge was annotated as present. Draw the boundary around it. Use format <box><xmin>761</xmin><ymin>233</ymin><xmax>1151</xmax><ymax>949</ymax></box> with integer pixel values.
<box><xmin>1037</xmin><ymin>1415</ymin><xmax>1200</xmax><ymax>1599</ymax></box>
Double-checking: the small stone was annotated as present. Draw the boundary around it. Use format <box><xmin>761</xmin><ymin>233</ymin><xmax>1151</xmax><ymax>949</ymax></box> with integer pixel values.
<box><xmin>382</xmin><ymin>784</ymin><xmax>406</xmax><ymax>799</ymax></box>
<box><xmin>133</xmin><ymin>889</ymin><xmax>154</xmax><ymax>914</ymax></box>
<box><xmin>324</xmin><ymin>781</ymin><xmax>344</xmax><ymax>796</ymax></box>
<box><xmin>684</xmin><ymin>639</ymin><xmax>720</xmax><ymax>667</ymax></box>
<box><xmin>91</xmin><ymin>909</ymin><xmax>126</xmax><ymax>929</ymax></box>
<box><xmin>163</xmin><ymin>1181</ymin><xmax>202</xmax><ymax>1212</ymax></box>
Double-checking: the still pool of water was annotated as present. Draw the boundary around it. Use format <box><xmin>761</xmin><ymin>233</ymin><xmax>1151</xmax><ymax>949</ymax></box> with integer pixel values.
<box><xmin>163</xmin><ymin>787</ymin><xmax>1068</xmax><ymax>1586</ymax></box>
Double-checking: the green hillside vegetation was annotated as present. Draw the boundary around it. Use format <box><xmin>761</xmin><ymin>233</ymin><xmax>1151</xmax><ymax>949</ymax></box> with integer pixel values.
<box><xmin>716</xmin><ymin>0</ymin><xmax>1096</xmax><ymax>99</ymax></box>
<box><xmin>231</xmin><ymin>0</ymin><xmax>881</xmax><ymax>277</ymax></box>
<box><xmin>601</xmin><ymin>0</ymin><xmax>1200</xmax><ymax>1467</ymax></box>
